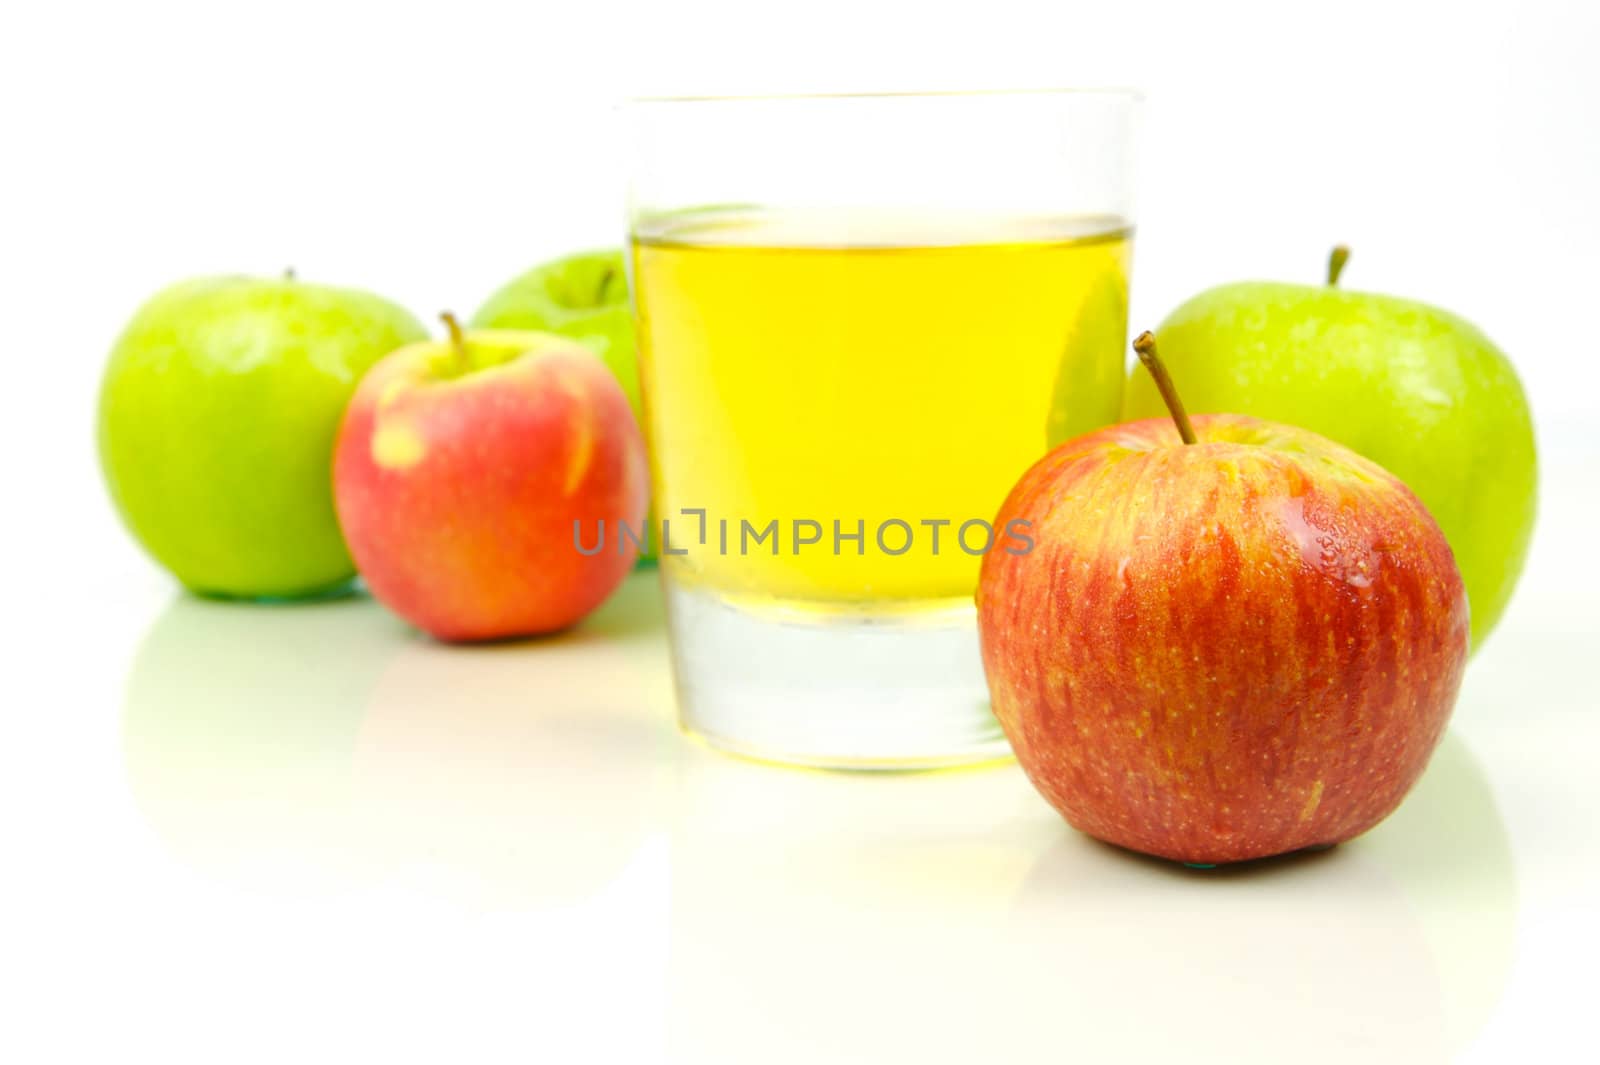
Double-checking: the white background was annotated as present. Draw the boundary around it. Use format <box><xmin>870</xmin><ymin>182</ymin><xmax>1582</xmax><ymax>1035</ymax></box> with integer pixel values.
<box><xmin>2</xmin><ymin>1</ymin><xmax>1597</xmax><ymax>1062</ymax></box>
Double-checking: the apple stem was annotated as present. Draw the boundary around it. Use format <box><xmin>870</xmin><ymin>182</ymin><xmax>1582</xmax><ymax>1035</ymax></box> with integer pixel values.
<box><xmin>284</xmin><ymin>267</ymin><xmax>296</xmax><ymax>282</ymax></box>
<box><xmin>1327</xmin><ymin>245</ymin><xmax>1351</xmax><ymax>287</ymax></box>
<box><xmin>1133</xmin><ymin>331</ymin><xmax>1198</xmax><ymax>445</ymax></box>
<box><xmin>440</xmin><ymin>311</ymin><xmax>469</xmax><ymax>372</ymax></box>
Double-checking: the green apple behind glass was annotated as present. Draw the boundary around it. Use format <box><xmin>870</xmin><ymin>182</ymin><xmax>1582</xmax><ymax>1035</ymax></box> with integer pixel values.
<box><xmin>1122</xmin><ymin>249</ymin><xmax>1536</xmax><ymax>648</ymax></box>
<box><xmin>471</xmin><ymin>249</ymin><xmax>655</xmax><ymax>561</ymax></box>
<box><xmin>99</xmin><ymin>276</ymin><xmax>426</xmax><ymax>599</ymax></box>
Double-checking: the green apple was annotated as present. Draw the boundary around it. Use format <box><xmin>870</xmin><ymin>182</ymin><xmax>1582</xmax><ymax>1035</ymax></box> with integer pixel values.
<box><xmin>471</xmin><ymin>250</ymin><xmax>638</xmax><ymax>409</ymax></box>
<box><xmin>99</xmin><ymin>275</ymin><xmax>427</xmax><ymax>599</ymax></box>
<box><xmin>1121</xmin><ymin>248</ymin><xmax>1536</xmax><ymax>648</ymax></box>
<box><xmin>471</xmin><ymin>249</ymin><xmax>655</xmax><ymax>561</ymax></box>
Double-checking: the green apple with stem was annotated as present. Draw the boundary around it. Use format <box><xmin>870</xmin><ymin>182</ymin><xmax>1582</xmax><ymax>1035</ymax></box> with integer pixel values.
<box><xmin>1121</xmin><ymin>247</ymin><xmax>1536</xmax><ymax>648</ymax></box>
<box><xmin>471</xmin><ymin>250</ymin><xmax>655</xmax><ymax>561</ymax></box>
<box><xmin>99</xmin><ymin>275</ymin><xmax>427</xmax><ymax>599</ymax></box>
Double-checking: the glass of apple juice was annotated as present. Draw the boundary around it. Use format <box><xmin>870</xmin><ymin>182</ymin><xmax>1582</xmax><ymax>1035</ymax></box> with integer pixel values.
<box><xmin>624</xmin><ymin>89</ymin><xmax>1140</xmax><ymax>768</ymax></box>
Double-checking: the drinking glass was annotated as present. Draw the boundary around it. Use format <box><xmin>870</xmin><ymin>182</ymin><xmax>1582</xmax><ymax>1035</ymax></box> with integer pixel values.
<box><xmin>625</xmin><ymin>89</ymin><xmax>1140</xmax><ymax>769</ymax></box>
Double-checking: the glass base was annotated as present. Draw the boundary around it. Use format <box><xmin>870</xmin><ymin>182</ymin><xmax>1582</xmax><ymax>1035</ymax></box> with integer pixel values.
<box><xmin>662</xmin><ymin>578</ymin><xmax>1011</xmax><ymax>770</ymax></box>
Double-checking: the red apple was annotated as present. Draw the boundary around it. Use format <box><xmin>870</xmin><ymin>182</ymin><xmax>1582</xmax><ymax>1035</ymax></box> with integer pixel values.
<box><xmin>977</xmin><ymin>332</ymin><xmax>1469</xmax><ymax>865</ymax></box>
<box><xmin>333</xmin><ymin>316</ymin><xmax>648</xmax><ymax>641</ymax></box>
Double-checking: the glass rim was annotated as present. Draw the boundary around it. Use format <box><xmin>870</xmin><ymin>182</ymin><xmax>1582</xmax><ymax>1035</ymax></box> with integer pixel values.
<box><xmin>626</xmin><ymin>86</ymin><xmax>1144</xmax><ymax>107</ymax></box>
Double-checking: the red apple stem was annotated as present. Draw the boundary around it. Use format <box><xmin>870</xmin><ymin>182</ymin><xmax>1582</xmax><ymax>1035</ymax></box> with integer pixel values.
<box><xmin>1133</xmin><ymin>331</ymin><xmax>1198</xmax><ymax>445</ymax></box>
<box><xmin>1328</xmin><ymin>245</ymin><xmax>1351</xmax><ymax>286</ymax></box>
<box><xmin>440</xmin><ymin>311</ymin><xmax>469</xmax><ymax>373</ymax></box>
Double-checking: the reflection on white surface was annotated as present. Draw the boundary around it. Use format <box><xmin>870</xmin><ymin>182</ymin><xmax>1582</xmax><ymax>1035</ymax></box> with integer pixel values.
<box><xmin>121</xmin><ymin>590</ymin><xmax>395</xmax><ymax>889</ymax></box>
<box><xmin>666</xmin><ymin>734</ymin><xmax>1513</xmax><ymax>1065</ymax></box>
<box><xmin>120</xmin><ymin>573</ymin><xmax>1515</xmax><ymax>1063</ymax></box>
<box><xmin>122</xmin><ymin>576</ymin><xmax>677</xmax><ymax>902</ymax></box>
<box><xmin>1009</xmin><ymin>735</ymin><xmax>1514</xmax><ymax>1065</ymax></box>
<box><xmin>348</xmin><ymin>594</ymin><xmax>672</xmax><ymax>908</ymax></box>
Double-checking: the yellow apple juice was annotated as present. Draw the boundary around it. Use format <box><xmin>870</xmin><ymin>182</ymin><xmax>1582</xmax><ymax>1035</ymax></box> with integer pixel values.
<box><xmin>629</xmin><ymin>209</ymin><xmax>1132</xmax><ymax>612</ymax></box>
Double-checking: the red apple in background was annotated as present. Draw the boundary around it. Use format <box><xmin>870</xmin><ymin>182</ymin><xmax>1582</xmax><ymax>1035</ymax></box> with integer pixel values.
<box><xmin>334</xmin><ymin>315</ymin><xmax>648</xmax><ymax>642</ymax></box>
<box><xmin>977</xmin><ymin>332</ymin><xmax>1469</xmax><ymax>865</ymax></box>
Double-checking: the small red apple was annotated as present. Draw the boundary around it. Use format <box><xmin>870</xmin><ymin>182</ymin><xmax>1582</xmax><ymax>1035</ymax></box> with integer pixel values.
<box><xmin>334</xmin><ymin>315</ymin><xmax>648</xmax><ymax>641</ymax></box>
<box><xmin>978</xmin><ymin>332</ymin><xmax>1469</xmax><ymax>865</ymax></box>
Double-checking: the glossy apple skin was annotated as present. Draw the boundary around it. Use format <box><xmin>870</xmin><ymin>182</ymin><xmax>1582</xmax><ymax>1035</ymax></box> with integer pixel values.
<box><xmin>978</xmin><ymin>413</ymin><xmax>1469</xmax><ymax>864</ymax></box>
<box><xmin>1122</xmin><ymin>283</ymin><xmax>1535</xmax><ymax>649</ymax></box>
<box><xmin>99</xmin><ymin>277</ymin><xmax>427</xmax><ymax>599</ymax></box>
<box><xmin>471</xmin><ymin>250</ymin><xmax>658</xmax><ymax>563</ymax></box>
<box><xmin>333</xmin><ymin>331</ymin><xmax>648</xmax><ymax>642</ymax></box>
